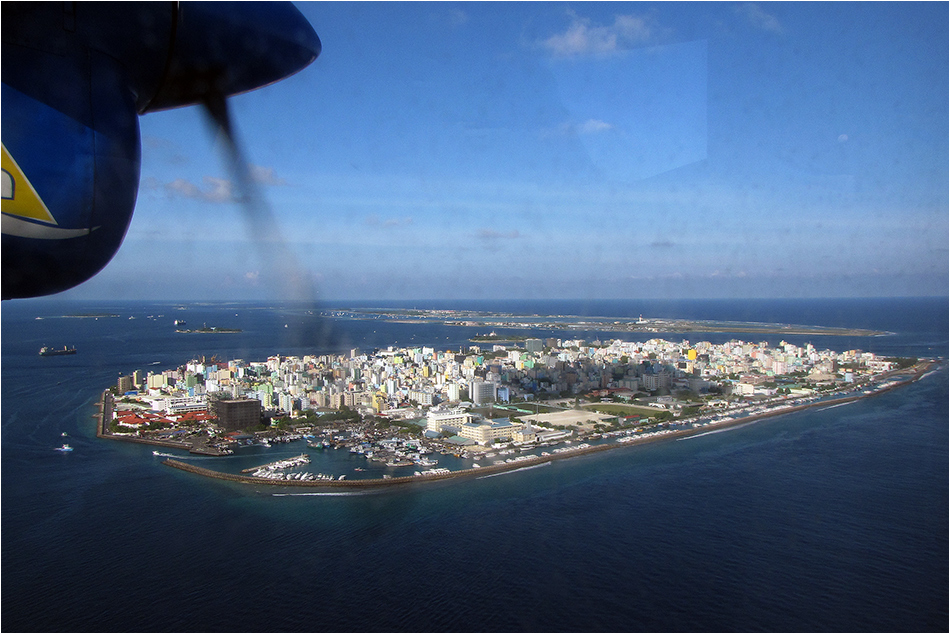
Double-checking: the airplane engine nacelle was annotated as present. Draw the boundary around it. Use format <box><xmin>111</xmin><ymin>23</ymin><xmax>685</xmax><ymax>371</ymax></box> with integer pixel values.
<box><xmin>2</xmin><ymin>48</ymin><xmax>142</xmax><ymax>299</ymax></box>
<box><xmin>1</xmin><ymin>2</ymin><xmax>319</xmax><ymax>299</ymax></box>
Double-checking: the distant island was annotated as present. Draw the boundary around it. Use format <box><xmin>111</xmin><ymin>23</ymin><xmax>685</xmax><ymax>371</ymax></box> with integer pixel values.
<box><xmin>35</xmin><ymin>313</ymin><xmax>120</xmax><ymax>320</ymax></box>
<box><xmin>175</xmin><ymin>326</ymin><xmax>242</xmax><ymax>334</ymax></box>
<box><xmin>332</xmin><ymin>308</ymin><xmax>887</xmax><ymax>337</ymax></box>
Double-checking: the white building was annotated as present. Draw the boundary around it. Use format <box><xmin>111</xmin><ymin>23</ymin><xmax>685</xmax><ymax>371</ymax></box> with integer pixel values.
<box><xmin>458</xmin><ymin>419</ymin><xmax>523</xmax><ymax>445</ymax></box>
<box><xmin>471</xmin><ymin>380</ymin><xmax>495</xmax><ymax>405</ymax></box>
<box><xmin>426</xmin><ymin>408</ymin><xmax>474</xmax><ymax>434</ymax></box>
<box><xmin>446</xmin><ymin>383</ymin><xmax>461</xmax><ymax>402</ymax></box>
<box><xmin>162</xmin><ymin>395</ymin><xmax>209</xmax><ymax>415</ymax></box>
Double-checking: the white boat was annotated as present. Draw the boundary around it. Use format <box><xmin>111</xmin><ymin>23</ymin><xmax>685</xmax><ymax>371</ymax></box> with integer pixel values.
<box><xmin>55</xmin><ymin>444</ymin><xmax>73</xmax><ymax>452</ymax></box>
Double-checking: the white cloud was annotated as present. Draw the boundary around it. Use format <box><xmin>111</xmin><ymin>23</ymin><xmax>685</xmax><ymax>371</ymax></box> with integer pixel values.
<box><xmin>159</xmin><ymin>165</ymin><xmax>286</xmax><ymax>203</ymax></box>
<box><xmin>735</xmin><ymin>3</ymin><xmax>783</xmax><ymax>34</ymax></box>
<box><xmin>578</xmin><ymin>119</ymin><xmax>614</xmax><ymax>135</ymax></box>
<box><xmin>543</xmin><ymin>119</ymin><xmax>616</xmax><ymax>138</ymax></box>
<box><xmin>541</xmin><ymin>12</ymin><xmax>654</xmax><ymax>56</ymax></box>
<box><xmin>250</xmin><ymin>165</ymin><xmax>287</xmax><ymax>186</ymax></box>
<box><xmin>164</xmin><ymin>176</ymin><xmax>233</xmax><ymax>203</ymax></box>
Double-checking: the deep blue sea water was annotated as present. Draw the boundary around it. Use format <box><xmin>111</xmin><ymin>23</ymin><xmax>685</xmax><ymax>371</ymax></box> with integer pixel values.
<box><xmin>2</xmin><ymin>298</ymin><xmax>947</xmax><ymax>632</ymax></box>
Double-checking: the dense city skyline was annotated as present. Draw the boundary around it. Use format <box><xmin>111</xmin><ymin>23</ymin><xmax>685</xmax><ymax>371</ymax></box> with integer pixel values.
<box><xmin>55</xmin><ymin>2</ymin><xmax>948</xmax><ymax>301</ymax></box>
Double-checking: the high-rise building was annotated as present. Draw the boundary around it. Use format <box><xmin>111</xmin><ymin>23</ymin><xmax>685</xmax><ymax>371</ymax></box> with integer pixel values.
<box><xmin>117</xmin><ymin>374</ymin><xmax>133</xmax><ymax>393</ymax></box>
<box><xmin>471</xmin><ymin>380</ymin><xmax>495</xmax><ymax>405</ymax></box>
<box><xmin>278</xmin><ymin>393</ymin><xmax>295</xmax><ymax>413</ymax></box>
<box><xmin>146</xmin><ymin>373</ymin><xmax>166</xmax><ymax>389</ymax></box>
<box><xmin>446</xmin><ymin>383</ymin><xmax>461</xmax><ymax>402</ymax></box>
<box><xmin>525</xmin><ymin>338</ymin><xmax>543</xmax><ymax>353</ymax></box>
<box><xmin>212</xmin><ymin>398</ymin><xmax>261</xmax><ymax>431</ymax></box>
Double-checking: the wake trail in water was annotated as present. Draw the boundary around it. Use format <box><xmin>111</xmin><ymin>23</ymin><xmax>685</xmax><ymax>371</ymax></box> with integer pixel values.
<box><xmin>477</xmin><ymin>461</ymin><xmax>551</xmax><ymax>479</ymax></box>
<box><xmin>271</xmin><ymin>491</ymin><xmax>375</xmax><ymax>497</ymax></box>
<box><xmin>817</xmin><ymin>401</ymin><xmax>857</xmax><ymax>412</ymax></box>
<box><xmin>679</xmin><ymin>420</ymin><xmax>757</xmax><ymax>440</ymax></box>
<box><xmin>151</xmin><ymin>451</ymin><xmax>221</xmax><ymax>460</ymax></box>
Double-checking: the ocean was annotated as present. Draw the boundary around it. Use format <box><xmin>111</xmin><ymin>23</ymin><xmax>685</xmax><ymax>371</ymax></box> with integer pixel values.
<box><xmin>2</xmin><ymin>297</ymin><xmax>947</xmax><ymax>632</ymax></box>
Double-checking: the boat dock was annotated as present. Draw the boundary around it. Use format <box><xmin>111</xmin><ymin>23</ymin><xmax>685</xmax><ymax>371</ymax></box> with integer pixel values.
<box><xmin>240</xmin><ymin>454</ymin><xmax>310</xmax><ymax>473</ymax></box>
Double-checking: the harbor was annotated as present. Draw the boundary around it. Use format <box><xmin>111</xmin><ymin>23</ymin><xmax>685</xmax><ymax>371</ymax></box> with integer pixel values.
<box><xmin>155</xmin><ymin>360</ymin><xmax>936</xmax><ymax>489</ymax></box>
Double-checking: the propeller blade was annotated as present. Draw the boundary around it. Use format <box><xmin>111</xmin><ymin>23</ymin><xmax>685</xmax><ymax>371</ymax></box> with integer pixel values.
<box><xmin>200</xmin><ymin>92</ymin><xmax>336</xmax><ymax>348</ymax></box>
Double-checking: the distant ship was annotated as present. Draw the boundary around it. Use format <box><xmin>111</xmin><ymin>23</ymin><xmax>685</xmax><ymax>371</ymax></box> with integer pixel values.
<box><xmin>55</xmin><ymin>444</ymin><xmax>73</xmax><ymax>452</ymax></box>
<box><xmin>39</xmin><ymin>346</ymin><xmax>77</xmax><ymax>356</ymax></box>
<box><xmin>174</xmin><ymin>319</ymin><xmax>186</xmax><ymax>326</ymax></box>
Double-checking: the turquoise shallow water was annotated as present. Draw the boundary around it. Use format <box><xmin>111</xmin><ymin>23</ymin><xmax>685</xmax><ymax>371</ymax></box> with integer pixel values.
<box><xmin>2</xmin><ymin>298</ymin><xmax>947</xmax><ymax>631</ymax></box>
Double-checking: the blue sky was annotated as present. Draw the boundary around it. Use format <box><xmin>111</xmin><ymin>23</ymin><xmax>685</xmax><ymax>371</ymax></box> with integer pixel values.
<box><xmin>61</xmin><ymin>2</ymin><xmax>948</xmax><ymax>301</ymax></box>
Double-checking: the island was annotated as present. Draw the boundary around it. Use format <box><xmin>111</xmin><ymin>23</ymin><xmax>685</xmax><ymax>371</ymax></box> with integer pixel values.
<box><xmin>327</xmin><ymin>308</ymin><xmax>887</xmax><ymax>337</ymax></box>
<box><xmin>95</xmin><ymin>324</ymin><xmax>936</xmax><ymax>489</ymax></box>
<box><xmin>175</xmin><ymin>326</ymin><xmax>242</xmax><ymax>334</ymax></box>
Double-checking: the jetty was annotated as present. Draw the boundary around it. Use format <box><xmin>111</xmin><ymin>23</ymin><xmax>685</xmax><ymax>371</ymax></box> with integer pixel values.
<box><xmin>241</xmin><ymin>454</ymin><xmax>310</xmax><ymax>473</ymax></box>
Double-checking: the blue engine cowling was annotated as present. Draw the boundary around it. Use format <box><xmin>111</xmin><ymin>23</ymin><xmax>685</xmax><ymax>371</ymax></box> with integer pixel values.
<box><xmin>1</xmin><ymin>2</ymin><xmax>319</xmax><ymax>299</ymax></box>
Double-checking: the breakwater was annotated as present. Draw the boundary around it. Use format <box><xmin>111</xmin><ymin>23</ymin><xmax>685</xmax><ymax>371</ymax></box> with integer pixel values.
<box><xmin>165</xmin><ymin>448</ymin><xmax>578</xmax><ymax>488</ymax></box>
<box><xmin>159</xmin><ymin>362</ymin><xmax>936</xmax><ymax>489</ymax></box>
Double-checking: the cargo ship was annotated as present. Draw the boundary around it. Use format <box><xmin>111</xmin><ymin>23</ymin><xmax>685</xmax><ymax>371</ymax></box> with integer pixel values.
<box><xmin>39</xmin><ymin>346</ymin><xmax>77</xmax><ymax>356</ymax></box>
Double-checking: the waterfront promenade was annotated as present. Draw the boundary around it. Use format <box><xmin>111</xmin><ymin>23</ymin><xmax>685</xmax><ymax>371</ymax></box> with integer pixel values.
<box><xmin>157</xmin><ymin>361</ymin><xmax>936</xmax><ymax>489</ymax></box>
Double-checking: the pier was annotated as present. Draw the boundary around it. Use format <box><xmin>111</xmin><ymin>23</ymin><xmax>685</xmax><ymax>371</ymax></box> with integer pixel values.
<box><xmin>241</xmin><ymin>454</ymin><xmax>311</xmax><ymax>473</ymax></box>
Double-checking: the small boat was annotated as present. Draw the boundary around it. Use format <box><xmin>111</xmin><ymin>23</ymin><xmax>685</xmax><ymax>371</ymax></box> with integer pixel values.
<box><xmin>55</xmin><ymin>444</ymin><xmax>73</xmax><ymax>452</ymax></box>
